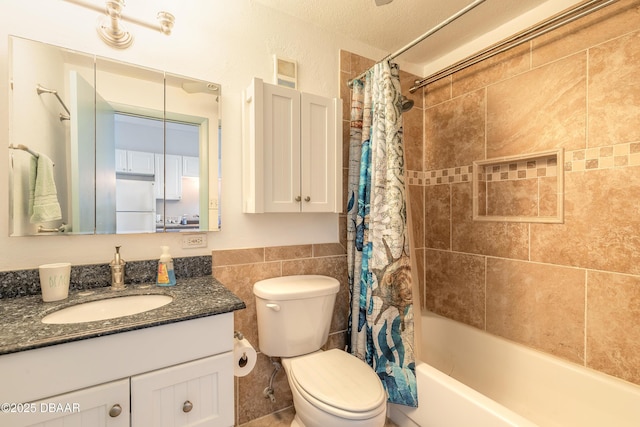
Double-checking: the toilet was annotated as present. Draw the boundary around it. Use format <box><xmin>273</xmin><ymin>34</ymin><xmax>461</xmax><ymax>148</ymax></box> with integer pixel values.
<box><xmin>253</xmin><ymin>275</ymin><xmax>387</xmax><ymax>427</ymax></box>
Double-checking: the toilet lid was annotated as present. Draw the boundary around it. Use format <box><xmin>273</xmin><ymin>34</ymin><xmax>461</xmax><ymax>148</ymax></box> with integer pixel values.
<box><xmin>290</xmin><ymin>349</ymin><xmax>386</xmax><ymax>413</ymax></box>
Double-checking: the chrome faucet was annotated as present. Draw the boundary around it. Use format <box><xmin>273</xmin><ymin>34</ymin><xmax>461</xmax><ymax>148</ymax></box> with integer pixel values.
<box><xmin>110</xmin><ymin>246</ymin><xmax>126</xmax><ymax>290</ymax></box>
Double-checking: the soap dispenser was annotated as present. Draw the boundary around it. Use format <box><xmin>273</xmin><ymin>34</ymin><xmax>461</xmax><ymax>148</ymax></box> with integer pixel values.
<box><xmin>156</xmin><ymin>246</ymin><xmax>176</xmax><ymax>286</ymax></box>
<box><xmin>110</xmin><ymin>246</ymin><xmax>126</xmax><ymax>290</ymax></box>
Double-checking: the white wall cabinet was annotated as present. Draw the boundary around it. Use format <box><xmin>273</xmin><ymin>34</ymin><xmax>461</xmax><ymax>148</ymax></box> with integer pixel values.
<box><xmin>0</xmin><ymin>314</ymin><xmax>235</xmax><ymax>427</ymax></box>
<box><xmin>182</xmin><ymin>156</ymin><xmax>200</xmax><ymax>178</ymax></box>
<box><xmin>155</xmin><ymin>153</ymin><xmax>183</xmax><ymax>200</ymax></box>
<box><xmin>242</xmin><ymin>77</ymin><xmax>342</xmax><ymax>213</ymax></box>
<box><xmin>116</xmin><ymin>149</ymin><xmax>155</xmax><ymax>175</ymax></box>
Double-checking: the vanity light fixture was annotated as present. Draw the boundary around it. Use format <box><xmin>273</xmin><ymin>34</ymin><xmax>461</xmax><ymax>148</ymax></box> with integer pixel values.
<box><xmin>92</xmin><ymin>0</ymin><xmax>175</xmax><ymax>49</ymax></box>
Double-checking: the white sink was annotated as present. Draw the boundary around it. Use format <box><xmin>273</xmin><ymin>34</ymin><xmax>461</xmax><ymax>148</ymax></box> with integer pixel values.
<box><xmin>42</xmin><ymin>294</ymin><xmax>173</xmax><ymax>324</ymax></box>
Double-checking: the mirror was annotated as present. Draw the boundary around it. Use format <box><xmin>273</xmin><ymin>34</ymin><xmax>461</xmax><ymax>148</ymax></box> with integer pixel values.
<box><xmin>8</xmin><ymin>36</ymin><xmax>221</xmax><ymax>236</ymax></box>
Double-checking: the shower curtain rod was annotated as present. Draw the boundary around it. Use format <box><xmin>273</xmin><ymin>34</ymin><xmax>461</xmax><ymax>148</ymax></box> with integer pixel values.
<box><xmin>409</xmin><ymin>0</ymin><xmax>617</xmax><ymax>92</ymax></box>
<box><xmin>347</xmin><ymin>0</ymin><xmax>487</xmax><ymax>87</ymax></box>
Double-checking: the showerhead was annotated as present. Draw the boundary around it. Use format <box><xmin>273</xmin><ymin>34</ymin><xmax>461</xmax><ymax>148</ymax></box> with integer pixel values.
<box><xmin>400</xmin><ymin>95</ymin><xmax>414</xmax><ymax>113</ymax></box>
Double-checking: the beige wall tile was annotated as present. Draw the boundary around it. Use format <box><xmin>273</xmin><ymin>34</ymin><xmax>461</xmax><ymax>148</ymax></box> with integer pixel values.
<box><xmin>265</xmin><ymin>245</ymin><xmax>312</xmax><ymax>261</ymax></box>
<box><xmin>424</xmin><ymin>249</ymin><xmax>485</xmax><ymax>328</ymax></box>
<box><xmin>531</xmin><ymin>167</ymin><xmax>640</xmax><ymax>275</ymax></box>
<box><xmin>538</xmin><ymin>176</ymin><xmax>558</xmax><ymax>217</ymax></box>
<box><xmin>532</xmin><ymin>0</ymin><xmax>640</xmax><ymax>67</ymax></box>
<box><xmin>404</xmin><ymin>106</ymin><xmax>425</xmax><ymax>171</ymax></box>
<box><xmin>213</xmin><ymin>262</ymin><xmax>282</xmax><ymax>352</ymax></box>
<box><xmin>486</xmin><ymin>179</ymin><xmax>538</xmax><ymax>217</ymax></box>
<box><xmin>339</xmin><ymin>49</ymin><xmax>351</xmax><ymax>73</ymax></box>
<box><xmin>414</xmin><ymin>248</ymin><xmax>425</xmax><ymax>310</ymax></box>
<box><xmin>213</xmin><ymin>247</ymin><xmax>264</xmax><ymax>267</ymax></box>
<box><xmin>313</xmin><ymin>243</ymin><xmax>346</xmax><ymax>257</ymax></box>
<box><xmin>486</xmin><ymin>53</ymin><xmax>587</xmax><ymax>158</ymax></box>
<box><xmin>408</xmin><ymin>185</ymin><xmax>424</xmax><ymax>251</ymax></box>
<box><xmin>424</xmin><ymin>184</ymin><xmax>450</xmax><ymax>250</ymax></box>
<box><xmin>588</xmin><ymin>30</ymin><xmax>640</xmax><ymax>147</ymax></box>
<box><xmin>237</xmin><ymin>352</ymin><xmax>293</xmax><ymax>425</ymax></box>
<box><xmin>425</xmin><ymin>89</ymin><xmax>486</xmax><ymax>170</ymax></box>
<box><xmin>424</xmin><ymin>76</ymin><xmax>451</xmax><ymax>108</ymax></box>
<box><xmin>486</xmin><ymin>258</ymin><xmax>585</xmax><ymax>363</ymax></box>
<box><xmin>350</xmin><ymin>54</ymin><xmax>375</xmax><ymax>79</ymax></box>
<box><xmin>587</xmin><ymin>271</ymin><xmax>640</xmax><ymax>385</ymax></box>
<box><xmin>453</xmin><ymin>42</ymin><xmax>530</xmax><ymax>98</ymax></box>
<box><xmin>451</xmin><ymin>182</ymin><xmax>529</xmax><ymax>259</ymax></box>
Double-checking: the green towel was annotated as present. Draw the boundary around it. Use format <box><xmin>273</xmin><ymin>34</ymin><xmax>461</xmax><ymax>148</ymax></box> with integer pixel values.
<box><xmin>29</xmin><ymin>154</ymin><xmax>62</xmax><ymax>223</ymax></box>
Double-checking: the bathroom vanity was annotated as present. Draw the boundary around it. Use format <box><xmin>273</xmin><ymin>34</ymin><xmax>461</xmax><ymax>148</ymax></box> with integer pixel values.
<box><xmin>0</xmin><ymin>276</ymin><xmax>245</xmax><ymax>427</ymax></box>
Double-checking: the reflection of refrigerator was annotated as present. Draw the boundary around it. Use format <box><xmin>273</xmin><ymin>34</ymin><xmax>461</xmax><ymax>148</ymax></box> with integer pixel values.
<box><xmin>116</xmin><ymin>179</ymin><xmax>156</xmax><ymax>233</ymax></box>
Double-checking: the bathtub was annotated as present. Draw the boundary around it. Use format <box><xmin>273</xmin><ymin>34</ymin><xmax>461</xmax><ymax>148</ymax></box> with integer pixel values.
<box><xmin>388</xmin><ymin>311</ymin><xmax>640</xmax><ymax>427</ymax></box>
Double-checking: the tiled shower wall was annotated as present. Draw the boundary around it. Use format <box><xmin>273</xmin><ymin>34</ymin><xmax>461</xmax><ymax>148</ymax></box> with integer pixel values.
<box><xmin>410</xmin><ymin>0</ymin><xmax>640</xmax><ymax>387</ymax></box>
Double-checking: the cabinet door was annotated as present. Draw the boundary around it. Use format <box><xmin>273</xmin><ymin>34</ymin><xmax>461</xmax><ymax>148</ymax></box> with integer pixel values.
<box><xmin>263</xmin><ymin>83</ymin><xmax>301</xmax><ymax>213</ymax></box>
<box><xmin>2</xmin><ymin>379</ymin><xmax>129</xmax><ymax>427</ymax></box>
<box><xmin>115</xmin><ymin>149</ymin><xmax>128</xmax><ymax>173</ymax></box>
<box><xmin>154</xmin><ymin>154</ymin><xmax>164</xmax><ymax>199</ymax></box>
<box><xmin>300</xmin><ymin>93</ymin><xmax>339</xmax><ymax>213</ymax></box>
<box><xmin>165</xmin><ymin>154</ymin><xmax>183</xmax><ymax>200</ymax></box>
<box><xmin>131</xmin><ymin>353</ymin><xmax>234</xmax><ymax>427</ymax></box>
<box><xmin>182</xmin><ymin>156</ymin><xmax>200</xmax><ymax>178</ymax></box>
<box><xmin>127</xmin><ymin>151</ymin><xmax>155</xmax><ymax>175</ymax></box>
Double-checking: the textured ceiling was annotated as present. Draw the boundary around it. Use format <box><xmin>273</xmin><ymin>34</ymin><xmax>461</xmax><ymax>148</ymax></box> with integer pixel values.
<box><xmin>253</xmin><ymin>0</ymin><xmax>565</xmax><ymax>70</ymax></box>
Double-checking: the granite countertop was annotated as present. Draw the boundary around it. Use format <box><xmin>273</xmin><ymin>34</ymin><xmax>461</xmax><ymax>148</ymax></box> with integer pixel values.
<box><xmin>0</xmin><ymin>276</ymin><xmax>245</xmax><ymax>356</ymax></box>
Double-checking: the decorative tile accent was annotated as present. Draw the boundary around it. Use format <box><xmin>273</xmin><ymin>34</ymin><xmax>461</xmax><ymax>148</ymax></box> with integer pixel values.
<box><xmin>408</xmin><ymin>143</ymin><xmax>640</xmax><ymax>187</ymax></box>
<box><xmin>406</xmin><ymin>166</ymin><xmax>473</xmax><ymax>186</ymax></box>
<box><xmin>478</xmin><ymin>155</ymin><xmax>558</xmax><ymax>183</ymax></box>
<box><xmin>564</xmin><ymin>143</ymin><xmax>640</xmax><ymax>171</ymax></box>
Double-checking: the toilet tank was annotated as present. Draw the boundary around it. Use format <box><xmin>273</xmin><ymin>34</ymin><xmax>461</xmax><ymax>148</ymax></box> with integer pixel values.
<box><xmin>253</xmin><ymin>275</ymin><xmax>339</xmax><ymax>358</ymax></box>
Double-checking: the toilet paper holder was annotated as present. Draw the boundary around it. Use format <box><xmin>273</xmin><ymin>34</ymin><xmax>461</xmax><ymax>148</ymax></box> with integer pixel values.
<box><xmin>234</xmin><ymin>331</ymin><xmax>248</xmax><ymax>367</ymax></box>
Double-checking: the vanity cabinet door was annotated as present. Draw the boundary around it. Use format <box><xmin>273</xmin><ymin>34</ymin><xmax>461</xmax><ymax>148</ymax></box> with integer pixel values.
<box><xmin>131</xmin><ymin>353</ymin><xmax>234</xmax><ymax>427</ymax></box>
<box><xmin>4</xmin><ymin>379</ymin><xmax>129</xmax><ymax>427</ymax></box>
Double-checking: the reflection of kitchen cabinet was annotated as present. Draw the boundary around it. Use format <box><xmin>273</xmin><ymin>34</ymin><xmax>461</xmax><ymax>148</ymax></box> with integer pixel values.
<box><xmin>116</xmin><ymin>149</ymin><xmax>155</xmax><ymax>175</ymax></box>
<box><xmin>242</xmin><ymin>77</ymin><xmax>342</xmax><ymax>213</ymax></box>
<box><xmin>15</xmin><ymin>379</ymin><xmax>129</xmax><ymax>427</ymax></box>
<box><xmin>155</xmin><ymin>154</ymin><xmax>183</xmax><ymax>200</ymax></box>
<box><xmin>131</xmin><ymin>354</ymin><xmax>232</xmax><ymax>426</ymax></box>
<box><xmin>1</xmin><ymin>314</ymin><xmax>235</xmax><ymax>427</ymax></box>
<box><xmin>182</xmin><ymin>156</ymin><xmax>200</xmax><ymax>177</ymax></box>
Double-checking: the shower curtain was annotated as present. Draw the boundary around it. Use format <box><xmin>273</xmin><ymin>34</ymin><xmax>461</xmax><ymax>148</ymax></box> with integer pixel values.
<box><xmin>346</xmin><ymin>61</ymin><xmax>417</xmax><ymax>407</ymax></box>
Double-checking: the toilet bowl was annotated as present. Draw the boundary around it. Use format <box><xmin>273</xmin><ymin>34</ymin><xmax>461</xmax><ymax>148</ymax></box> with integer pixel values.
<box><xmin>253</xmin><ymin>275</ymin><xmax>388</xmax><ymax>427</ymax></box>
<box><xmin>282</xmin><ymin>349</ymin><xmax>387</xmax><ymax>427</ymax></box>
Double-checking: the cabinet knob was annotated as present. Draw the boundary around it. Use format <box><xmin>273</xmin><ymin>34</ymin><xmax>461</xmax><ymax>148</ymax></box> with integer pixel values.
<box><xmin>304</xmin><ymin>196</ymin><xmax>311</xmax><ymax>202</ymax></box>
<box><xmin>183</xmin><ymin>400</ymin><xmax>193</xmax><ymax>413</ymax></box>
<box><xmin>295</xmin><ymin>196</ymin><xmax>301</xmax><ymax>202</ymax></box>
<box><xmin>109</xmin><ymin>404</ymin><xmax>122</xmax><ymax>418</ymax></box>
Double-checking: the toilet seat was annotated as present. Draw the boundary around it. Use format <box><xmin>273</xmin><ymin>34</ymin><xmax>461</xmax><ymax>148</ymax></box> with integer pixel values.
<box><xmin>288</xmin><ymin>349</ymin><xmax>387</xmax><ymax>420</ymax></box>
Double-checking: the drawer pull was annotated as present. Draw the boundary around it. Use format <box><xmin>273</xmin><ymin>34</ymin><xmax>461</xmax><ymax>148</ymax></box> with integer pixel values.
<box><xmin>183</xmin><ymin>400</ymin><xmax>193</xmax><ymax>413</ymax></box>
<box><xmin>109</xmin><ymin>404</ymin><xmax>122</xmax><ymax>417</ymax></box>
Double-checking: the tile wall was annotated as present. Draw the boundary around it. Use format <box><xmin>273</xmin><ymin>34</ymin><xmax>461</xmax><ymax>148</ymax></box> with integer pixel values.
<box><xmin>411</xmin><ymin>0</ymin><xmax>640</xmax><ymax>386</ymax></box>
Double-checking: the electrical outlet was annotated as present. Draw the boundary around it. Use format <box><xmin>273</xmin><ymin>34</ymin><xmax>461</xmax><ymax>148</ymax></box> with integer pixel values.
<box><xmin>209</xmin><ymin>198</ymin><xmax>218</xmax><ymax>209</ymax></box>
<box><xmin>182</xmin><ymin>233</ymin><xmax>207</xmax><ymax>249</ymax></box>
